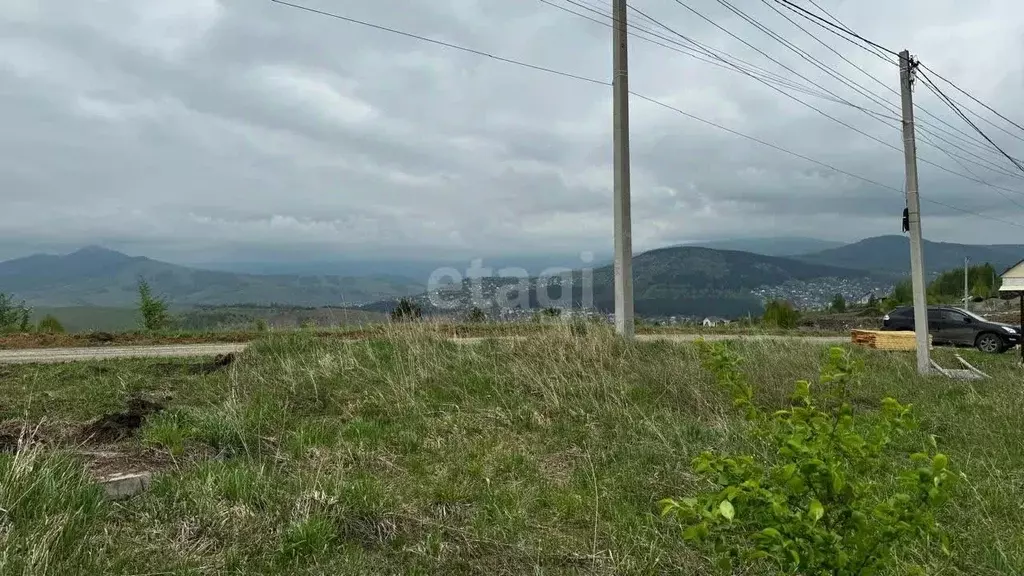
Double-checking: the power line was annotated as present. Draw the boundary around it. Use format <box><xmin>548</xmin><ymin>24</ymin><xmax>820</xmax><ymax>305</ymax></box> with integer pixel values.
<box><xmin>266</xmin><ymin>0</ymin><xmax>1024</xmax><ymax>230</ymax></box>
<box><xmin>652</xmin><ymin>0</ymin><xmax>1024</xmax><ymax>201</ymax></box>
<box><xmin>918</xmin><ymin>68</ymin><xmax>1024</xmax><ymax>174</ymax></box>
<box><xmin>569</xmin><ymin>0</ymin><xmax>1013</xmax><ymax>177</ymax></box>
<box><xmin>539</xmin><ymin>0</ymin><xmax>846</xmax><ymax>102</ymax></box>
<box><xmin>758</xmin><ymin>0</ymin><xmax>1015</xmax><ymax>169</ymax></box>
<box><xmin>713</xmin><ymin>0</ymin><xmax>901</xmax><ymax>126</ymax></box>
<box><xmin>773</xmin><ymin>0</ymin><xmax>898</xmax><ymax>58</ymax></box>
<box><xmin>919</xmin><ymin>62</ymin><xmax>1024</xmax><ymax>139</ymax></box>
<box><xmin>778</xmin><ymin>0</ymin><xmax>1024</xmax><ymax>161</ymax></box>
<box><xmin>760</xmin><ymin>1</ymin><xmax>1024</xmax><ymax>191</ymax></box>
<box><xmin>664</xmin><ymin>0</ymin><xmax>898</xmax><ymax>125</ymax></box>
<box><xmin>266</xmin><ymin>0</ymin><xmax>607</xmax><ymax>87</ymax></box>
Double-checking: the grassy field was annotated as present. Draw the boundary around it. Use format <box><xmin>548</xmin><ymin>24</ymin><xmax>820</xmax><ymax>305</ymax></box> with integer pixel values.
<box><xmin>1</xmin><ymin>326</ymin><xmax>1022</xmax><ymax>574</ymax></box>
<box><xmin>0</xmin><ymin>321</ymin><xmax>848</xmax><ymax>350</ymax></box>
<box><xmin>24</xmin><ymin>305</ymin><xmax>388</xmax><ymax>334</ymax></box>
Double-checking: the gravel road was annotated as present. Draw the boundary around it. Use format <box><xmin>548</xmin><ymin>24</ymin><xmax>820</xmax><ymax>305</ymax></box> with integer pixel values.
<box><xmin>0</xmin><ymin>344</ymin><xmax>249</xmax><ymax>364</ymax></box>
<box><xmin>0</xmin><ymin>334</ymin><xmax>848</xmax><ymax>365</ymax></box>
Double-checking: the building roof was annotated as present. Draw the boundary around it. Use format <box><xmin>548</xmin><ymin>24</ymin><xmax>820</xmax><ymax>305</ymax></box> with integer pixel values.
<box><xmin>999</xmin><ymin>259</ymin><xmax>1024</xmax><ymax>292</ymax></box>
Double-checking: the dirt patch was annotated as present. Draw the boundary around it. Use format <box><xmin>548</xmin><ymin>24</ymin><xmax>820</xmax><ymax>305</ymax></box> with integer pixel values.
<box><xmin>150</xmin><ymin>354</ymin><xmax>237</xmax><ymax>376</ymax></box>
<box><xmin>88</xmin><ymin>331</ymin><xmax>116</xmax><ymax>344</ymax></box>
<box><xmin>80</xmin><ymin>396</ymin><xmax>167</xmax><ymax>444</ymax></box>
<box><xmin>0</xmin><ymin>432</ymin><xmax>18</xmax><ymax>453</ymax></box>
<box><xmin>81</xmin><ymin>447</ymin><xmax>177</xmax><ymax>479</ymax></box>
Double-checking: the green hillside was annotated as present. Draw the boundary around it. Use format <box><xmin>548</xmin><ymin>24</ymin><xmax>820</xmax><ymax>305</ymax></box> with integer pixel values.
<box><xmin>366</xmin><ymin>245</ymin><xmax>876</xmax><ymax>318</ymax></box>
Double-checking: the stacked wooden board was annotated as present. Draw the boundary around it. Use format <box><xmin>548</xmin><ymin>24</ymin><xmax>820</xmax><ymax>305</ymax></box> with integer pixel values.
<box><xmin>850</xmin><ymin>329</ymin><xmax>932</xmax><ymax>351</ymax></box>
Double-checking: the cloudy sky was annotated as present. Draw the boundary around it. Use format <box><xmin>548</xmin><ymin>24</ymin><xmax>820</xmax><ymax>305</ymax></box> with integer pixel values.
<box><xmin>2</xmin><ymin>0</ymin><xmax>1023</xmax><ymax>265</ymax></box>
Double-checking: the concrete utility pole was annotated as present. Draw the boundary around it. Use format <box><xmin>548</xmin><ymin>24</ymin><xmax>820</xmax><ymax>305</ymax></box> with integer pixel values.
<box><xmin>964</xmin><ymin>257</ymin><xmax>970</xmax><ymax>311</ymax></box>
<box><xmin>899</xmin><ymin>49</ymin><xmax>930</xmax><ymax>374</ymax></box>
<box><xmin>612</xmin><ymin>0</ymin><xmax>634</xmax><ymax>338</ymax></box>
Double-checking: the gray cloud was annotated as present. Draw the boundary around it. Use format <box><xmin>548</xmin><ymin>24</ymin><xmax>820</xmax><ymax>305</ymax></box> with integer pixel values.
<box><xmin>1</xmin><ymin>0</ymin><xmax>1023</xmax><ymax>265</ymax></box>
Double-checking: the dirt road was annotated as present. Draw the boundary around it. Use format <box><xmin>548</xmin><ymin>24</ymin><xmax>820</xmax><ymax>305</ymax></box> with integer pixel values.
<box><xmin>0</xmin><ymin>343</ymin><xmax>248</xmax><ymax>364</ymax></box>
<box><xmin>0</xmin><ymin>334</ymin><xmax>848</xmax><ymax>365</ymax></box>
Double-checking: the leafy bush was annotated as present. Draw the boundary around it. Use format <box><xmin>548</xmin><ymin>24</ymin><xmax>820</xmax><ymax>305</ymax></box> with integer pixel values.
<box><xmin>0</xmin><ymin>293</ymin><xmax>31</xmax><ymax>333</ymax></box>
<box><xmin>660</xmin><ymin>343</ymin><xmax>955</xmax><ymax>575</ymax></box>
<box><xmin>467</xmin><ymin>307</ymin><xmax>487</xmax><ymax>323</ymax></box>
<box><xmin>763</xmin><ymin>300</ymin><xmax>800</xmax><ymax>329</ymax></box>
<box><xmin>137</xmin><ymin>277</ymin><xmax>170</xmax><ymax>331</ymax></box>
<box><xmin>37</xmin><ymin>314</ymin><xmax>66</xmax><ymax>334</ymax></box>
<box><xmin>390</xmin><ymin>298</ymin><xmax>422</xmax><ymax>322</ymax></box>
<box><xmin>830</xmin><ymin>294</ymin><xmax>847</xmax><ymax>313</ymax></box>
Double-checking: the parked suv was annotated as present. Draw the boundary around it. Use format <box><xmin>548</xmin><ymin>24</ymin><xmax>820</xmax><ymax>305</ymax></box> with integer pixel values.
<box><xmin>881</xmin><ymin>305</ymin><xmax>1022</xmax><ymax>353</ymax></box>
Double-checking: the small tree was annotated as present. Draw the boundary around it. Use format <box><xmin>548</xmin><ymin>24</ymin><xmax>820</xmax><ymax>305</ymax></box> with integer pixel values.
<box><xmin>137</xmin><ymin>277</ymin><xmax>170</xmax><ymax>331</ymax></box>
<box><xmin>891</xmin><ymin>279</ymin><xmax>913</xmax><ymax>305</ymax></box>
<box><xmin>830</xmin><ymin>294</ymin><xmax>847</xmax><ymax>313</ymax></box>
<box><xmin>0</xmin><ymin>293</ymin><xmax>31</xmax><ymax>333</ymax></box>
<box><xmin>763</xmin><ymin>300</ymin><xmax>800</xmax><ymax>329</ymax></box>
<box><xmin>390</xmin><ymin>298</ymin><xmax>422</xmax><ymax>322</ymax></box>
<box><xmin>36</xmin><ymin>314</ymin><xmax>66</xmax><ymax>334</ymax></box>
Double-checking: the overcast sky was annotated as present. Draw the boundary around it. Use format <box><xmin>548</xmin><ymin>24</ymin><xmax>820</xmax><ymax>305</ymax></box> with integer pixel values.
<box><xmin>2</xmin><ymin>0</ymin><xmax>1023</xmax><ymax>264</ymax></box>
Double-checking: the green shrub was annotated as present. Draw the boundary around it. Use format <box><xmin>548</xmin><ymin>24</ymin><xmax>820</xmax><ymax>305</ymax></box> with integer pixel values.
<box><xmin>0</xmin><ymin>293</ymin><xmax>31</xmax><ymax>333</ymax></box>
<box><xmin>763</xmin><ymin>300</ymin><xmax>800</xmax><ymax>329</ymax></box>
<box><xmin>830</xmin><ymin>294</ymin><xmax>847</xmax><ymax>313</ymax></box>
<box><xmin>467</xmin><ymin>307</ymin><xmax>487</xmax><ymax>323</ymax></box>
<box><xmin>37</xmin><ymin>314</ymin><xmax>66</xmax><ymax>334</ymax></box>
<box><xmin>137</xmin><ymin>277</ymin><xmax>170</xmax><ymax>331</ymax></box>
<box><xmin>390</xmin><ymin>298</ymin><xmax>422</xmax><ymax>322</ymax></box>
<box><xmin>660</xmin><ymin>343</ymin><xmax>954</xmax><ymax>575</ymax></box>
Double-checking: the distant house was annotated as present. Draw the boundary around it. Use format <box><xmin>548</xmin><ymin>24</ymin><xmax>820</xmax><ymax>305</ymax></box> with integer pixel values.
<box><xmin>702</xmin><ymin>316</ymin><xmax>729</xmax><ymax>327</ymax></box>
<box><xmin>1000</xmin><ymin>260</ymin><xmax>1024</xmax><ymax>294</ymax></box>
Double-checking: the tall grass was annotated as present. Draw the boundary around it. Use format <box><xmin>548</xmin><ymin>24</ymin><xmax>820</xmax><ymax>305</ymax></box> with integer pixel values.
<box><xmin>0</xmin><ymin>438</ymin><xmax>105</xmax><ymax>575</ymax></box>
<box><xmin>2</xmin><ymin>324</ymin><xmax>1023</xmax><ymax>573</ymax></box>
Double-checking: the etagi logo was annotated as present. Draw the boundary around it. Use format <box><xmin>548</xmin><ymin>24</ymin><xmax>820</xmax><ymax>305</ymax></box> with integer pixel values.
<box><xmin>425</xmin><ymin>252</ymin><xmax>596</xmax><ymax>311</ymax></box>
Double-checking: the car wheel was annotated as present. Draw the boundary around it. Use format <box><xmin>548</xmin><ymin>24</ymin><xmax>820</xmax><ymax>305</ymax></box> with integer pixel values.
<box><xmin>975</xmin><ymin>333</ymin><xmax>1004</xmax><ymax>354</ymax></box>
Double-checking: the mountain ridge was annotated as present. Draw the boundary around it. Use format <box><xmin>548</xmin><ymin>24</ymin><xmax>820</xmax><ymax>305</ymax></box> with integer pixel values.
<box><xmin>0</xmin><ymin>246</ymin><xmax>424</xmax><ymax>307</ymax></box>
<box><xmin>796</xmin><ymin>235</ymin><xmax>1024</xmax><ymax>275</ymax></box>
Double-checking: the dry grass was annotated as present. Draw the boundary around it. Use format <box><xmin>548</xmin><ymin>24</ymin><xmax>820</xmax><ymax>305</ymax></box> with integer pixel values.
<box><xmin>1</xmin><ymin>323</ymin><xmax>1022</xmax><ymax>574</ymax></box>
<box><xmin>0</xmin><ymin>320</ymin><xmax>847</xmax><ymax>350</ymax></box>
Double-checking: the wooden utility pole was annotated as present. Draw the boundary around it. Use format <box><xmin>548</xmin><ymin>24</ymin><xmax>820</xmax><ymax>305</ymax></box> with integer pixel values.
<box><xmin>899</xmin><ymin>49</ymin><xmax>930</xmax><ymax>374</ymax></box>
<box><xmin>612</xmin><ymin>0</ymin><xmax>634</xmax><ymax>338</ymax></box>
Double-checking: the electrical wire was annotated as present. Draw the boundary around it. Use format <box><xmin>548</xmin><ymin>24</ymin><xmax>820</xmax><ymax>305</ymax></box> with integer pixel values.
<box><xmin>778</xmin><ymin>0</ymin><xmax>1024</xmax><ymax>155</ymax></box>
<box><xmin>266</xmin><ymin>0</ymin><xmax>1024</xmax><ymax>230</ymax></box>
<box><xmin>917</xmin><ymin>69</ymin><xmax>1024</xmax><ymax>174</ymax></box>
<box><xmin>773</xmin><ymin>0</ymin><xmax>899</xmax><ymax>58</ymax></box>
<box><xmin>759</xmin><ymin>0</ymin><xmax>1015</xmax><ymax>169</ymax></box>
<box><xmin>539</xmin><ymin>0</ymin><xmax>846</xmax><ymax>102</ymax></box>
<box><xmin>643</xmin><ymin>0</ymin><xmax>1024</xmax><ymax>200</ymax></box>
<box><xmin>919</xmin><ymin>62</ymin><xmax>1024</xmax><ymax>139</ymax></box>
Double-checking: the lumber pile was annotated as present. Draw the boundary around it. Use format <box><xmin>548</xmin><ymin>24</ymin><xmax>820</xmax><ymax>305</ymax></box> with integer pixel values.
<box><xmin>851</xmin><ymin>329</ymin><xmax>931</xmax><ymax>351</ymax></box>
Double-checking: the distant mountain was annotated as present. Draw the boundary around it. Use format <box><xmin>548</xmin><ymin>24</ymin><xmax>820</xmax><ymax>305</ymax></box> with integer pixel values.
<box><xmin>365</xmin><ymin>246</ymin><xmax>875</xmax><ymax>318</ymax></box>
<box><xmin>0</xmin><ymin>246</ymin><xmax>424</xmax><ymax>307</ymax></box>
<box><xmin>688</xmin><ymin>237</ymin><xmax>846</xmax><ymax>257</ymax></box>
<box><xmin>797</xmin><ymin>236</ymin><xmax>1024</xmax><ymax>275</ymax></box>
<box><xmin>189</xmin><ymin>253</ymin><xmax>614</xmax><ymax>279</ymax></box>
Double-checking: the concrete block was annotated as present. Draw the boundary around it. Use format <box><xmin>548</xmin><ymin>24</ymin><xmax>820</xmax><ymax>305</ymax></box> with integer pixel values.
<box><xmin>99</xmin><ymin>472</ymin><xmax>151</xmax><ymax>500</ymax></box>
